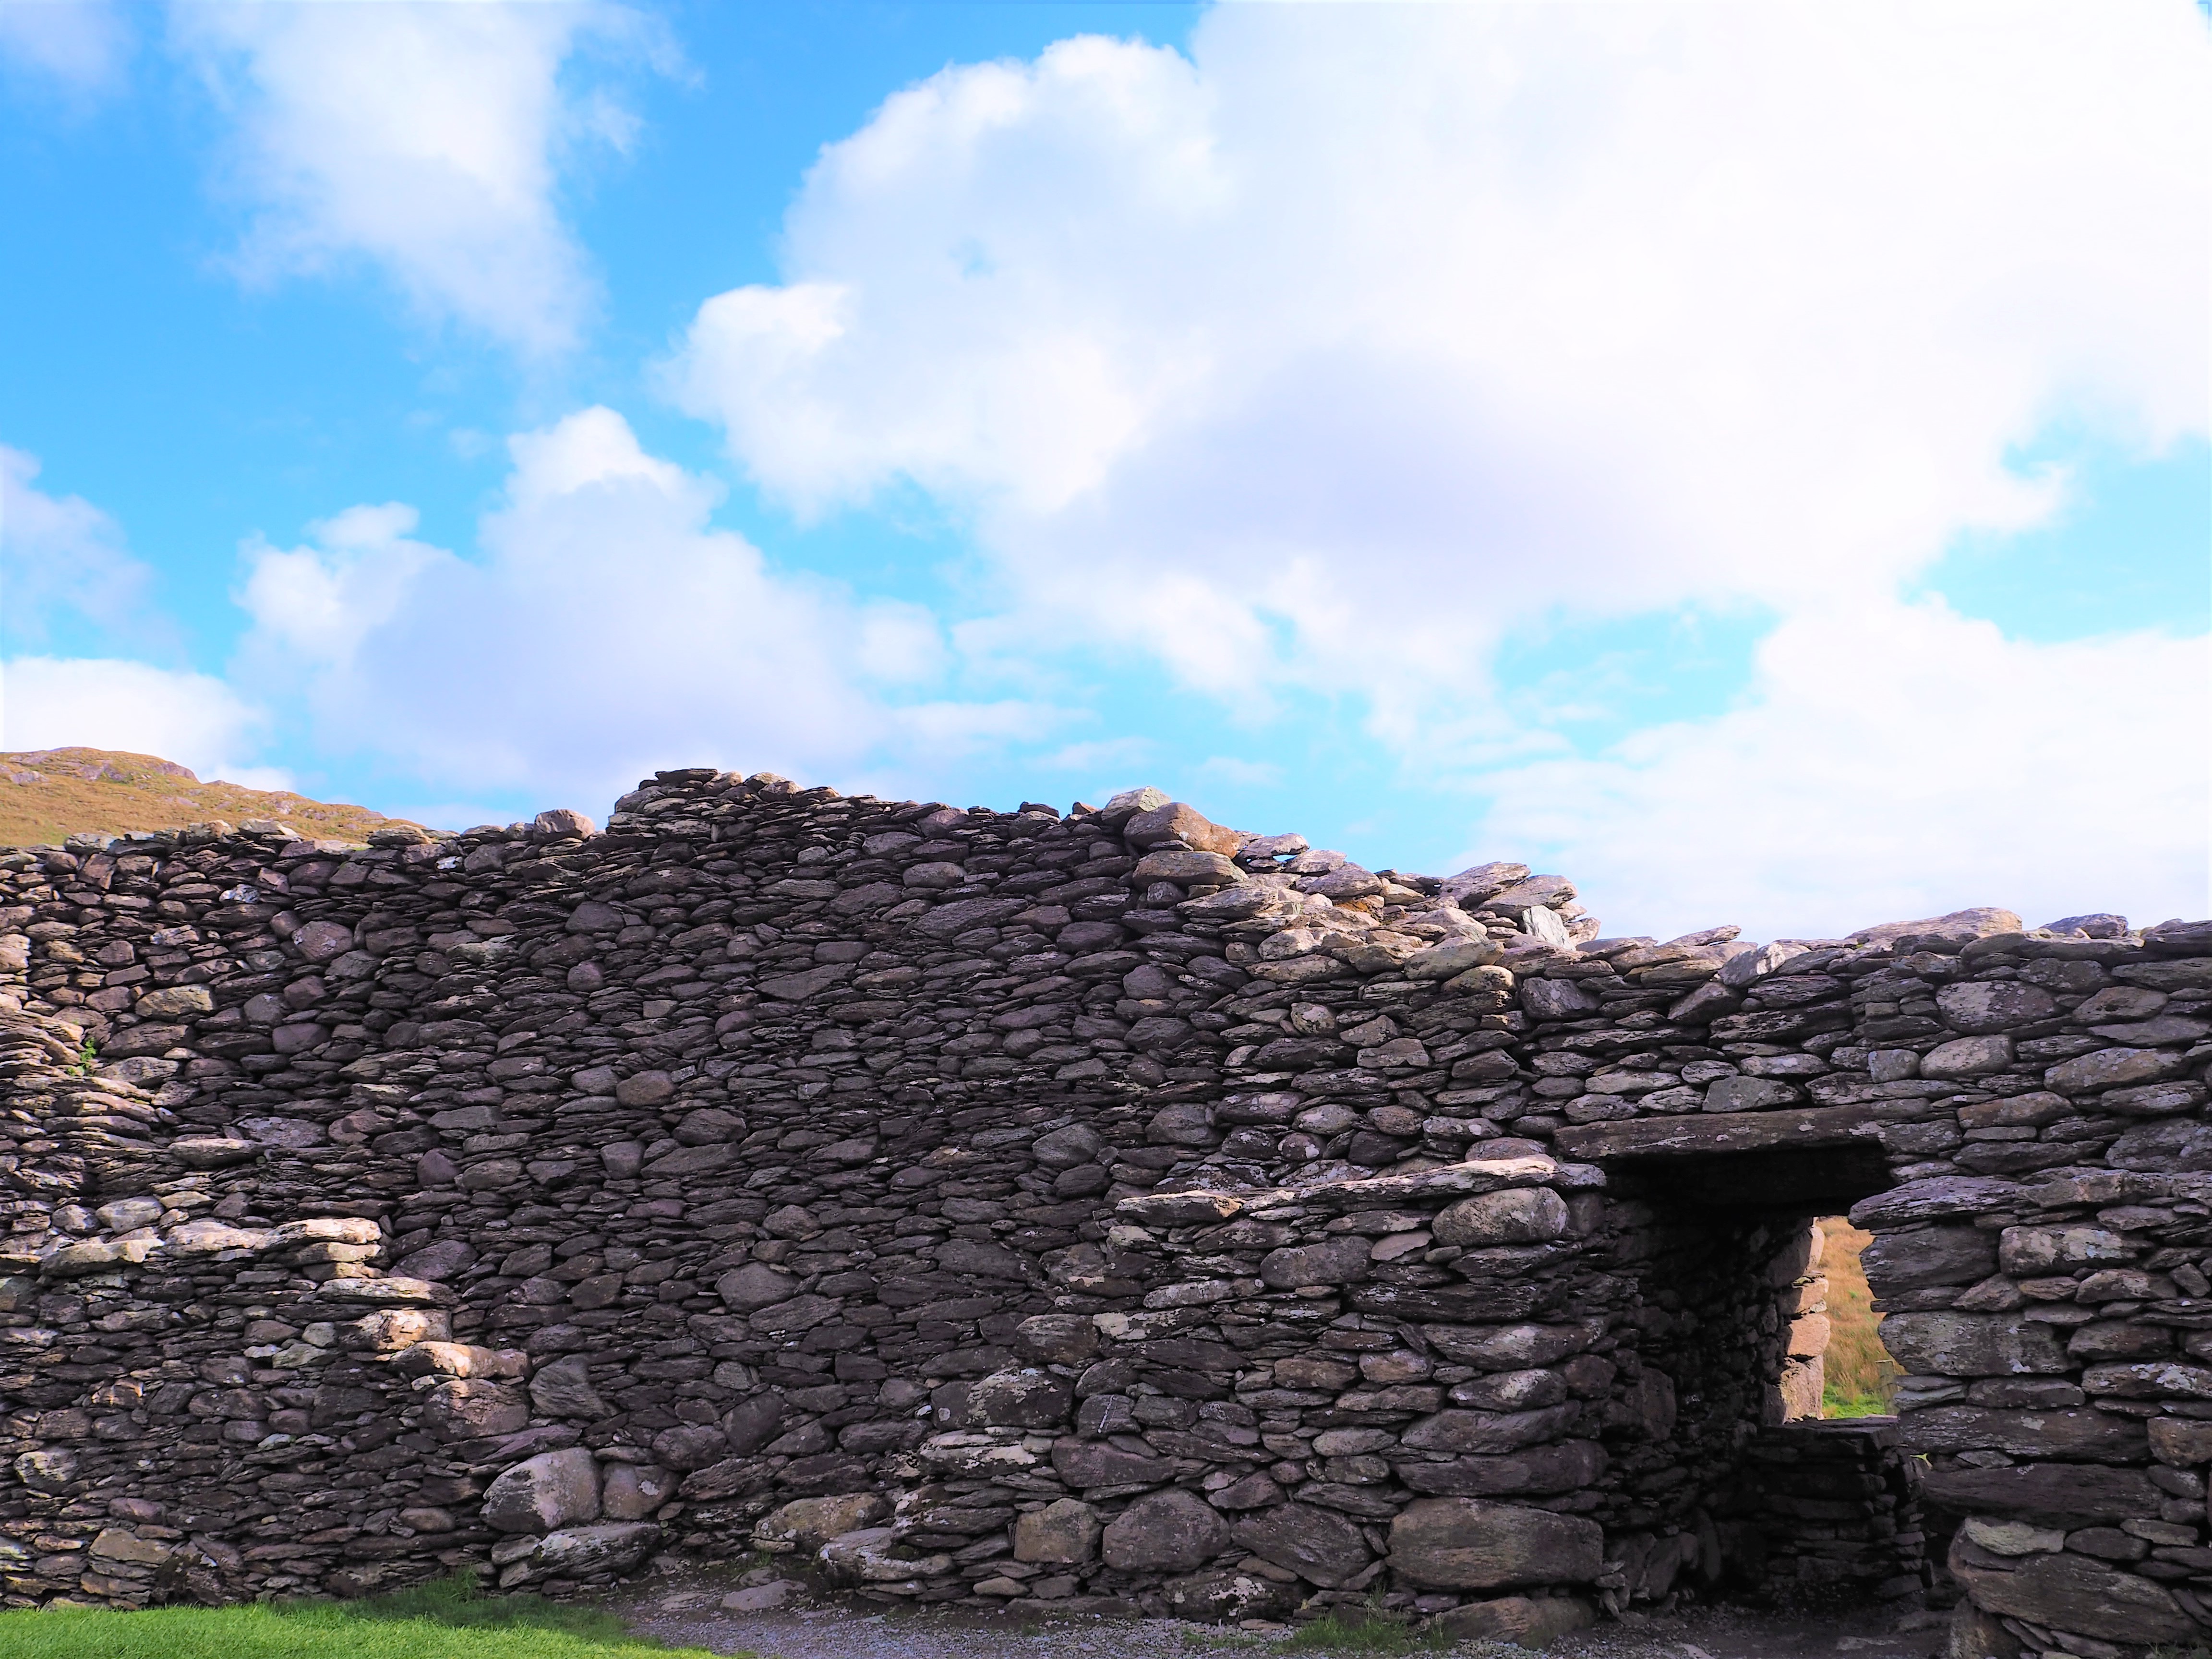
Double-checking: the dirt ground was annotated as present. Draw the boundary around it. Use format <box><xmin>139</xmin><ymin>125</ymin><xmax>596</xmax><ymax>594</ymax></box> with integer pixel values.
<box><xmin>617</xmin><ymin>1566</ymin><xmax>1952</xmax><ymax>1659</ymax></box>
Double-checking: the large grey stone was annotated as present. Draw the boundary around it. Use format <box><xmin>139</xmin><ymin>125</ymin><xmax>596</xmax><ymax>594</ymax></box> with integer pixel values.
<box><xmin>1899</xmin><ymin>1407</ymin><xmax>2147</xmax><ymax>1460</ymax></box>
<box><xmin>721</xmin><ymin>1582</ymin><xmax>794</xmax><ymax>1611</ymax></box>
<box><xmin>1388</xmin><ymin>1498</ymin><xmax>1603</xmax><ymax>1589</ymax></box>
<box><xmin>169</xmin><ymin>1137</ymin><xmax>262</xmax><ymax>1170</ymax></box>
<box><xmin>1013</xmin><ymin>1313</ymin><xmax>1098</xmax><ymax>1366</ymax></box>
<box><xmin>1850</xmin><ymin>1178</ymin><xmax>2024</xmax><ymax>1228</ymax></box>
<box><xmin>1996</xmin><ymin>1226</ymin><xmax>2133</xmax><ymax>1275</ymax></box>
<box><xmin>717</xmin><ymin>1263</ymin><xmax>799</xmax><ymax>1310</ymax></box>
<box><xmin>1436</xmin><ymin>1596</ymin><xmax>1595</xmax><ymax>1648</ymax></box>
<box><xmin>1923</xmin><ymin>1464</ymin><xmax>2158</xmax><ymax>1524</ymax></box>
<box><xmin>528</xmin><ymin>1355</ymin><xmax>610</xmax><ymax>1420</ymax></box>
<box><xmin>12</xmin><ymin>1449</ymin><xmax>76</xmax><ymax>1493</ymax></box>
<box><xmin>1052</xmin><ymin>1441</ymin><xmax>1176</xmax><ymax>1488</ymax></box>
<box><xmin>1159</xmin><ymin>1569</ymin><xmax>1302</xmax><ymax>1623</ymax></box>
<box><xmin>1936</xmin><ymin>981</ymin><xmax>2057</xmax><ymax>1034</ymax></box>
<box><xmin>1860</xmin><ymin>1226</ymin><xmax>1996</xmax><ymax>1293</ymax></box>
<box><xmin>600</xmin><ymin>1463</ymin><xmax>674</xmax><ymax>1520</ymax></box>
<box><xmin>1484</xmin><ymin>877</ymin><xmax>1575</xmax><ymax>916</ymax></box>
<box><xmin>1849</xmin><ymin>908</ymin><xmax>2020</xmax><ymax>948</ymax></box>
<box><xmin>1432</xmin><ymin>1188</ymin><xmax>1569</xmax><ymax>1247</ymax></box>
<box><xmin>1101</xmin><ymin>1489</ymin><xmax>1229</xmax><ymax>1573</ymax></box>
<box><xmin>1880</xmin><ymin>1313</ymin><xmax>2069</xmax><ymax>1376</ymax></box>
<box><xmin>755</xmin><ymin>1493</ymin><xmax>890</xmax><ymax>1553</ymax></box>
<box><xmin>1951</xmin><ymin>1548</ymin><xmax>2193</xmax><ymax>1645</ymax></box>
<box><xmin>819</xmin><ymin>1527</ymin><xmax>956</xmax><ymax>1584</ymax></box>
<box><xmin>1123</xmin><ymin>800</ymin><xmax>1240</xmax><ymax>853</ymax></box>
<box><xmin>1702</xmin><ymin>1075</ymin><xmax>1799</xmax><ymax>1112</ymax></box>
<box><xmin>652</xmin><ymin>1425</ymin><xmax>729</xmax><ymax>1471</ymax></box>
<box><xmin>936</xmin><ymin>1238</ymin><xmax>1028</xmax><ymax>1279</ymax></box>
<box><xmin>1258</xmin><ymin>1235</ymin><xmax>1372</xmax><ymax>1289</ymax></box>
<box><xmin>1920</xmin><ymin>1036</ymin><xmax>2014</xmax><ymax>1079</ymax></box>
<box><xmin>1031</xmin><ymin>1124</ymin><xmax>1107</xmax><ymax>1168</ymax></box>
<box><xmin>1408</xmin><ymin>938</ymin><xmax>1505</xmax><ymax>981</ymax></box>
<box><xmin>483</xmin><ymin>1447</ymin><xmax>601</xmax><ymax>1534</ymax></box>
<box><xmin>2102</xmin><ymin>1079</ymin><xmax>2207</xmax><ymax>1117</ymax></box>
<box><xmin>1400</xmin><ymin>1405</ymin><xmax>1581</xmax><ymax>1453</ymax></box>
<box><xmin>1133</xmin><ymin>849</ymin><xmax>1241</xmax><ymax>884</ymax></box>
<box><xmin>521</xmin><ymin>1521</ymin><xmax>660</xmax><ymax>1581</ymax></box>
<box><xmin>1519</xmin><ymin>977</ymin><xmax>1597</xmax><ymax>1019</ymax></box>
<box><xmin>1012</xmin><ymin>1498</ymin><xmax>1101</xmax><ymax>1563</ymax></box>
<box><xmin>1230</xmin><ymin>1502</ymin><xmax>1371</xmax><ymax>1588</ymax></box>
<box><xmin>2111</xmin><ymin>1118</ymin><xmax>2212</xmax><ymax>1171</ymax></box>
<box><xmin>1394</xmin><ymin>1440</ymin><xmax>1608</xmax><ymax>1496</ymax></box>
<box><xmin>1422</xmin><ymin>1321</ymin><xmax>1603</xmax><ymax>1370</ymax></box>
<box><xmin>2046</xmin><ymin>1046</ymin><xmax>2190</xmax><ymax>1094</ymax></box>
<box><xmin>421</xmin><ymin>1379</ymin><xmax>529</xmax><ymax>1441</ymax></box>
<box><xmin>966</xmin><ymin>1368</ymin><xmax>1072</xmax><ymax>1428</ymax></box>
<box><xmin>722</xmin><ymin>1394</ymin><xmax>785</xmax><ymax>1454</ymax></box>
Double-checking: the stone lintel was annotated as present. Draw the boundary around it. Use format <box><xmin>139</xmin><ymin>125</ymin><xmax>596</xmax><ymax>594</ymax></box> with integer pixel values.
<box><xmin>1552</xmin><ymin>1103</ymin><xmax>1886</xmax><ymax>1163</ymax></box>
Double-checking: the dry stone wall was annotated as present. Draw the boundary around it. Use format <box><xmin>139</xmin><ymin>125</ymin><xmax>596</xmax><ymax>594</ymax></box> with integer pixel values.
<box><xmin>0</xmin><ymin>768</ymin><xmax>2207</xmax><ymax>1657</ymax></box>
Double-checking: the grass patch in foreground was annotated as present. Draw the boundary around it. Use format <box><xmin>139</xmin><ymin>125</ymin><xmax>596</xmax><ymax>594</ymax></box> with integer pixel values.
<box><xmin>0</xmin><ymin>1571</ymin><xmax>728</xmax><ymax>1659</ymax></box>
<box><xmin>1279</xmin><ymin>1605</ymin><xmax>1454</xmax><ymax>1656</ymax></box>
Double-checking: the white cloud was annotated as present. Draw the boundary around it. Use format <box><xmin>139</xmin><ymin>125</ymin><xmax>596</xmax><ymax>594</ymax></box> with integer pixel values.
<box><xmin>235</xmin><ymin>406</ymin><xmax>1058</xmax><ymax>813</ymax></box>
<box><xmin>672</xmin><ymin>3</ymin><xmax>2207</xmax><ymax>695</ymax></box>
<box><xmin>0</xmin><ymin>442</ymin><xmax>160</xmax><ymax>648</ymax></box>
<box><xmin>670</xmin><ymin>2</ymin><xmax>2210</xmax><ymax>925</ymax></box>
<box><xmin>0</xmin><ymin>654</ymin><xmax>271</xmax><ymax>783</ymax></box>
<box><xmin>0</xmin><ymin>0</ymin><xmax>129</xmax><ymax>95</ymax></box>
<box><xmin>1473</xmin><ymin>600</ymin><xmax>2212</xmax><ymax>941</ymax></box>
<box><xmin>176</xmin><ymin>0</ymin><xmax>672</xmax><ymax>355</ymax></box>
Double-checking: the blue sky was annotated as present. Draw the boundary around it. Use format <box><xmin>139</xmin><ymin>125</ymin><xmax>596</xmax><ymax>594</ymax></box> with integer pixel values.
<box><xmin>1</xmin><ymin>0</ymin><xmax>2206</xmax><ymax>942</ymax></box>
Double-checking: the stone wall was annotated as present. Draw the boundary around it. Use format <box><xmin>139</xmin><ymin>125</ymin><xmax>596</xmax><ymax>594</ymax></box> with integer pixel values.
<box><xmin>0</xmin><ymin>769</ymin><xmax>2206</xmax><ymax>1655</ymax></box>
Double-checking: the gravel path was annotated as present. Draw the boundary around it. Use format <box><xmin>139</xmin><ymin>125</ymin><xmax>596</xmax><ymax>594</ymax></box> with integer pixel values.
<box><xmin>614</xmin><ymin>1568</ymin><xmax>1952</xmax><ymax>1659</ymax></box>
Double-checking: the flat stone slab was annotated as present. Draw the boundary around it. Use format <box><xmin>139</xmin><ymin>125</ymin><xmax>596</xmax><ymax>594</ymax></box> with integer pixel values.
<box><xmin>1553</xmin><ymin>1103</ymin><xmax>1886</xmax><ymax>1161</ymax></box>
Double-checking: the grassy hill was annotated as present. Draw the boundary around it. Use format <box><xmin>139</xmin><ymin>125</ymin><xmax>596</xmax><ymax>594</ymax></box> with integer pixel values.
<box><xmin>0</xmin><ymin>748</ymin><xmax>428</xmax><ymax>848</ymax></box>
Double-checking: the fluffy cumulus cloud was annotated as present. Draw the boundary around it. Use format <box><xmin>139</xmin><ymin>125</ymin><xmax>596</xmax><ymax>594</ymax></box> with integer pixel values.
<box><xmin>673</xmin><ymin>2</ymin><xmax>2211</xmax><ymax>928</ymax></box>
<box><xmin>0</xmin><ymin>655</ymin><xmax>272</xmax><ymax>784</ymax></box>
<box><xmin>176</xmin><ymin>0</ymin><xmax>670</xmax><ymax>354</ymax></box>
<box><xmin>235</xmin><ymin>406</ymin><xmax>1053</xmax><ymax>812</ymax></box>
<box><xmin>0</xmin><ymin>442</ymin><xmax>158</xmax><ymax>648</ymax></box>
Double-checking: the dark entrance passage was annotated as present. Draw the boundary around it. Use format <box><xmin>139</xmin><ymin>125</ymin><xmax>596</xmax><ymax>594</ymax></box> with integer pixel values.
<box><xmin>1581</xmin><ymin>1136</ymin><xmax>1933</xmax><ymax>1611</ymax></box>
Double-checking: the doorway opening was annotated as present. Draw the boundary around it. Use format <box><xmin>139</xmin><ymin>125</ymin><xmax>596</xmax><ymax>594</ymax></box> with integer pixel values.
<box><xmin>1594</xmin><ymin>1142</ymin><xmax>1931</xmax><ymax>1611</ymax></box>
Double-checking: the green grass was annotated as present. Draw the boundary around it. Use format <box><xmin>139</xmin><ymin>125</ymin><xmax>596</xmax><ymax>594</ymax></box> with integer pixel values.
<box><xmin>1821</xmin><ymin>1387</ymin><xmax>1895</xmax><ymax>1419</ymax></box>
<box><xmin>1279</xmin><ymin>1605</ymin><xmax>1454</xmax><ymax>1656</ymax></box>
<box><xmin>0</xmin><ymin>1572</ymin><xmax>728</xmax><ymax>1659</ymax></box>
<box><xmin>1819</xmin><ymin>1217</ymin><xmax>1899</xmax><ymax>1419</ymax></box>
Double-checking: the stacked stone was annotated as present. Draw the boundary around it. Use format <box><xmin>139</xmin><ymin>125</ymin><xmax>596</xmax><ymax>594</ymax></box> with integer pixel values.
<box><xmin>1540</xmin><ymin>914</ymin><xmax>2212</xmax><ymax>1655</ymax></box>
<box><xmin>1730</xmin><ymin>1419</ymin><xmax>1927</xmax><ymax>1599</ymax></box>
<box><xmin>0</xmin><ymin>770</ymin><xmax>2207</xmax><ymax>1654</ymax></box>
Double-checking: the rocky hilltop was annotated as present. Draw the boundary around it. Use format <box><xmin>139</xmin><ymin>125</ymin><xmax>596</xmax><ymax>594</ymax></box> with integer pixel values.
<box><xmin>0</xmin><ymin>748</ymin><xmax>423</xmax><ymax>851</ymax></box>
